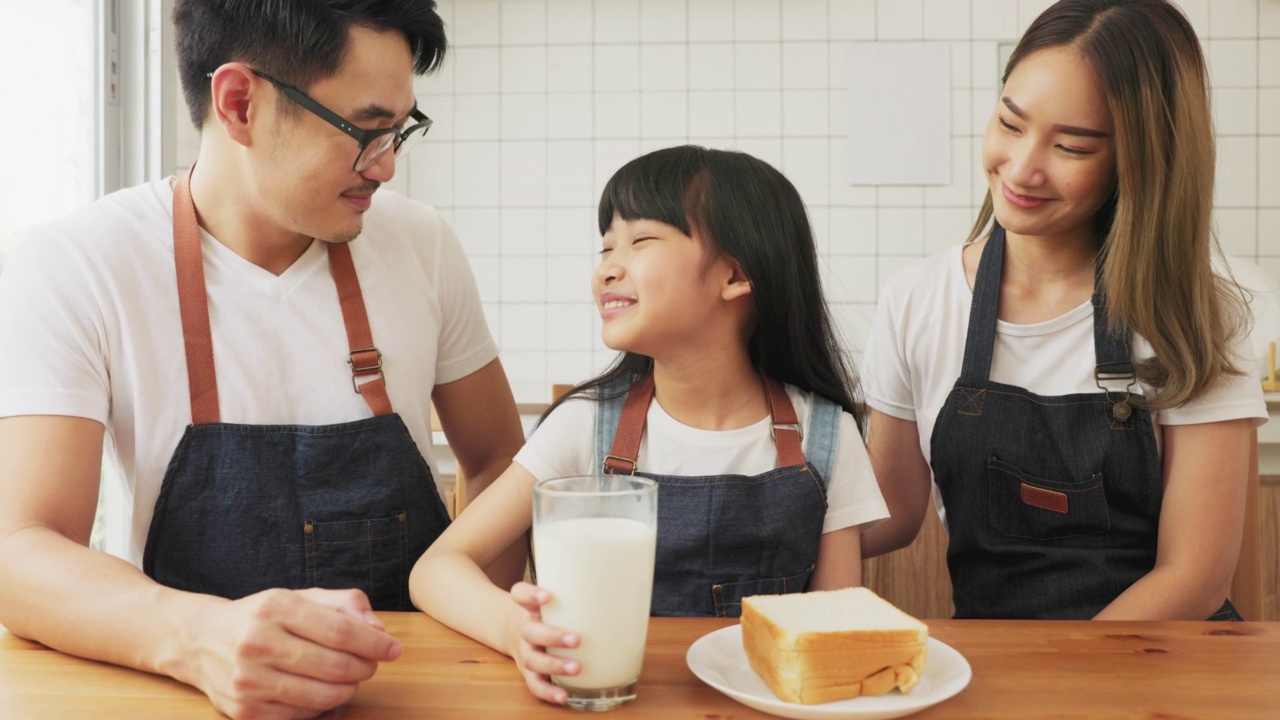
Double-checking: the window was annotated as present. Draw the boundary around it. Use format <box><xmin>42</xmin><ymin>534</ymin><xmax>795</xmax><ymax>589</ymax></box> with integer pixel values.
<box><xmin>0</xmin><ymin>0</ymin><xmax>103</xmax><ymax>272</ymax></box>
<box><xmin>0</xmin><ymin>0</ymin><xmax>156</xmax><ymax>553</ymax></box>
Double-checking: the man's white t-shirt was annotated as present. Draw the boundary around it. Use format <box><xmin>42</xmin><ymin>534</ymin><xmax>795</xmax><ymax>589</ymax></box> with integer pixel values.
<box><xmin>514</xmin><ymin>386</ymin><xmax>890</xmax><ymax>533</ymax></box>
<box><xmin>863</xmin><ymin>244</ymin><xmax>1268</xmax><ymax>476</ymax></box>
<box><xmin>0</xmin><ymin>178</ymin><xmax>496</xmax><ymax>565</ymax></box>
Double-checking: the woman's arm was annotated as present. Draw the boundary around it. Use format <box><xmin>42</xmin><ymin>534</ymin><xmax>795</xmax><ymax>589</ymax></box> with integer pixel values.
<box><xmin>860</xmin><ymin>410</ymin><xmax>935</xmax><ymax>557</ymax></box>
<box><xmin>1095</xmin><ymin>418</ymin><xmax>1253</xmax><ymax>620</ymax></box>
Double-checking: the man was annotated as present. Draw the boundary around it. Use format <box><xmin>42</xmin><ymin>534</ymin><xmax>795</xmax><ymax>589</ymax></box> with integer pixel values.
<box><xmin>0</xmin><ymin>2</ymin><xmax>525</xmax><ymax>718</ymax></box>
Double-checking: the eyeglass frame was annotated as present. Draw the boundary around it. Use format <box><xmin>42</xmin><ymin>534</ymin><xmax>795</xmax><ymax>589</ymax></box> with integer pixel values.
<box><xmin>209</xmin><ymin>68</ymin><xmax>433</xmax><ymax>172</ymax></box>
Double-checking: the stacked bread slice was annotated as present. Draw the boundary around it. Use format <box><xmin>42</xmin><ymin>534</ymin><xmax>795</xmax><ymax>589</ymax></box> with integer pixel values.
<box><xmin>741</xmin><ymin>587</ymin><xmax>928</xmax><ymax>704</ymax></box>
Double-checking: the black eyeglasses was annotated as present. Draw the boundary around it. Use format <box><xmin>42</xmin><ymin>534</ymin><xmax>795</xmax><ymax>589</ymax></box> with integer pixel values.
<box><xmin>248</xmin><ymin>69</ymin><xmax>433</xmax><ymax>172</ymax></box>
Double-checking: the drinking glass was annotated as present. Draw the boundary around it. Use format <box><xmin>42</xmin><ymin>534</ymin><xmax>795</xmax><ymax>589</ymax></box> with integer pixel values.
<box><xmin>532</xmin><ymin>475</ymin><xmax>659</xmax><ymax>711</ymax></box>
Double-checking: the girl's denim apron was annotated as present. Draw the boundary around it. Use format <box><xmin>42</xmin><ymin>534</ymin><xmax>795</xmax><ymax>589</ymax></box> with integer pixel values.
<box><xmin>141</xmin><ymin>173</ymin><xmax>452</xmax><ymax>611</ymax></box>
<box><xmin>930</xmin><ymin>227</ymin><xmax>1239</xmax><ymax>620</ymax></box>
<box><xmin>595</xmin><ymin>375</ymin><xmax>838</xmax><ymax>618</ymax></box>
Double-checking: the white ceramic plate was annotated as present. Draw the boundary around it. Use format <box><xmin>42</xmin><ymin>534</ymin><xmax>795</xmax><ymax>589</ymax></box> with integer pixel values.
<box><xmin>685</xmin><ymin>625</ymin><xmax>971</xmax><ymax>720</ymax></box>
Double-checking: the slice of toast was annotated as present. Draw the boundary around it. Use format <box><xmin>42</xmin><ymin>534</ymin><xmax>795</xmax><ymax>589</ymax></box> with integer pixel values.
<box><xmin>741</xmin><ymin>587</ymin><xmax>928</xmax><ymax>704</ymax></box>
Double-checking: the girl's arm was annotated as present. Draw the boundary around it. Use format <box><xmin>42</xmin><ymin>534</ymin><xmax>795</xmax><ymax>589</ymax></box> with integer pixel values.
<box><xmin>1095</xmin><ymin>418</ymin><xmax>1253</xmax><ymax>620</ymax></box>
<box><xmin>807</xmin><ymin>526</ymin><xmax>863</xmax><ymax>590</ymax></box>
<box><xmin>860</xmin><ymin>410</ymin><xmax>935</xmax><ymax>557</ymax></box>
<box><xmin>409</xmin><ymin>462</ymin><xmax>580</xmax><ymax>703</ymax></box>
<box><xmin>430</xmin><ymin>359</ymin><xmax>527</xmax><ymax>591</ymax></box>
<box><xmin>410</xmin><ymin>462</ymin><xmax>536</xmax><ymax>649</ymax></box>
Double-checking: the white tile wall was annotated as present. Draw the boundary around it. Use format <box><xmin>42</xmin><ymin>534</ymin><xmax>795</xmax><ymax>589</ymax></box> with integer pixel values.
<box><xmin>502</xmin><ymin>1</ymin><xmax>547</xmax><ymax>44</ymax></box>
<box><xmin>1209</xmin><ymin>0</ymin><xmax>1259</xmax><ymax>38</ymax></box>
<box><xmin>1265</xmin><ymin>0</ymin><xmax>1280</xmax><ymax>35</ymax></box>
<box><xmin>642</xmin><ymin>0</ymin><xmax>688</xmax><ymax>42</ymax></box>
<box><xmin>1263</xmin><ymin>39</ymin><xmax>1280</xmax><ymax>86</ymax></box>
<box><xmin>877</xmin><ymin>0</ymin><xmax>924</xmax><ymax>40</ymax></box>
<box><xmin>1264</xmin><ymin>87</ymin><xmax>1280</xmax><ymax>134</ymax></box>
<box><xmin>1179</xmin><ymin>0</ymin><xmax>1212</xmax><ymax>39</ymax></box>
<box><xmin>169</xmin><ymin>0</ymin><xmax>1280</xmax><ymax>403</ymax></box>
<box><xmin>1208</xmin><ymin>39</ymin><xmax>1258</xmax><ymax>88</ymax></box>
<box><xmin>547</xmin><ymin>1</ymin><xmax>592</xmax><ymax>43</ymax></box>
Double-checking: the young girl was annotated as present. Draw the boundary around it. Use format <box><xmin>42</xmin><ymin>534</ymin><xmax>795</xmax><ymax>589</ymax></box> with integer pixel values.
<box><xmin>860</xmin><ymin>0</ymin><xmax>1266</xmax><ymax>620</ymax></box>
<box><xmin>410</xmin><ymin>145</ymin><xmax>888</xmax><ymax>703</ymax></box>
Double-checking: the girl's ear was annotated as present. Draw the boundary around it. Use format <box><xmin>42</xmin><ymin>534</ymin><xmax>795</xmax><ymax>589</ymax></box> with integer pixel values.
<box><xmin>721</xmin><ymin>260</ymin><xmax>753</xmax><ymax>302</ymax></box>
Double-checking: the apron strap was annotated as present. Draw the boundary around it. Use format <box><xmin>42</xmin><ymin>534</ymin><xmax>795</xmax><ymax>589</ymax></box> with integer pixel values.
<box><xmin>958</xmin><ymin>226</ymin><xmax>1005</xmax><ymax>385</ymax></box>
<box><xmin>800</xmin><ymin>394</ymin><xmax>841</xmax><ymax>491</ymax></box>
<box><xmin>172</xmin><ymin>170</ymin><xmax>221</xmax><ymax>425</ymax></box>
<box><xmin>959</xmin><ymin>225</ymin><xmax>1133</xmax><ymax>386</ymax></box>
<box><xmin>171</xmin><ymin>171</ymin><xmax>393</xmax><ymax>424</ymax></box>
<box><xmin>601</xmin><ymin>374</ymin><xmax>654</xmax><ymax>474</ymax></box>
<box><xmin>1091</xmin><ymin>274</ymin><xmax>1134</xmax><ymax>377</ymax></box>
<box><xmin>592</xmin><ymin>382</ymin><xmax>627</xmax><ymax>473</ymax></box>
<box><xmin>764</xmin><ymin>377</ymin><xmax>805</xmax><ymax>467</ymax></box>
<box><xmin>601</xmin><ymin>374</ymin><xmax>804</xmax><ymax>474</ymax></box>
<box><xmin>328</xmin><ymin>242</ymin><xmax>393</xmax><ymax>416</ymax></box>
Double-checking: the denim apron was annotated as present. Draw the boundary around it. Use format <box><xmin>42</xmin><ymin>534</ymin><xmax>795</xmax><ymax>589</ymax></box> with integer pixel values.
<box><xmin>930</xmin><ymin>227</ymin><xmax>1239</xmax><ymax>620</ymax></box>
<box><xmin>141</xmin><ymin>173</ymin><xmax>452</xmax><ymax>611</ymax></box>
<box><xmin>595</xmin><ymin>375</ymin><xmax>838</xmax><ymax>618</ymax></box>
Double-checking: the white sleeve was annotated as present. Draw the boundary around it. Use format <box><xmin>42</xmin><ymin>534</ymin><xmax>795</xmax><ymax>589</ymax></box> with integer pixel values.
<box><xmin>513</xmin><ymin>397</ymin><xmax>597</xmax><ymax>481</ymax></box>
<box><xmin>432</xmin><ymin>215</ymin><xmax>499</xmax><ymax>384</ymax></box>
<box><xmin>861</xmin><ymin>277</ymin><xmax>917</xmax><ymax>421</ymax></box>
<box><xmin>821</xmin><ymin>411</ymin><xmax>890</xmax><ymax>533</ymax></box>
<box><xmin>0</xmin><ymin>227</ymin><xmax>109</xmax><ymax>421</ymax></box>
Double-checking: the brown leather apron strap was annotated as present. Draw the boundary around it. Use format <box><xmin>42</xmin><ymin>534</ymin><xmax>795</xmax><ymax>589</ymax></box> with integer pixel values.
<box><xmin>171</xmin><ymin>170</ymin><xmax>393</xmax><ymax>423</ymax></box>
<box><xmin>173</xmin><ymin>171</ymin><xmax>221</xmax><ymax>424</ymax></box>
<box><xmin>603</xmin><ymin>373</ymin><xmax>805</xmax><ymax>474</ymax></box>
<box><xmin>763</xmin><ymin>376</ymin><xmax>805</xmax><ymax>467</ymax></box>
<box><xmin>327</xmin><ymin>242</ymin><xmax>393</xmax><ymax>417</ymax></box>
<box><xmin>602</xmin><ymin>374</ymin><xmax>654</xmax><ymax>474</ymax></box>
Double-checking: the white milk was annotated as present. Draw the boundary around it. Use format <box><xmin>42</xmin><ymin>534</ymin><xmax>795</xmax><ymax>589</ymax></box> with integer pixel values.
<box><xmin>533</xmin><ymin>516</ymin><xmax>657</xmax><ymax>690</ymax></box>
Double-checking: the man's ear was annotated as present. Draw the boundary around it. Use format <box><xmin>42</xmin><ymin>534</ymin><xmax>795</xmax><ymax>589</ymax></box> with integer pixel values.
<box><xmin>207</xmin><ymin>63</ymin><xmax>259</xmax><ymax>147</ymax></box>
<box><xmin>721</xmin><ymin>260</ymin><xmax>753</xmax><ymax>302</ymax></box>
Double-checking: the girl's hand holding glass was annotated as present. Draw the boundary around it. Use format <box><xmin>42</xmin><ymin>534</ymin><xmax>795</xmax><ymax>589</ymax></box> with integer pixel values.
<box><xmin>506</xmin><ymin>581</ymin><xmax>580</xmax><ymax>704</ymax></box>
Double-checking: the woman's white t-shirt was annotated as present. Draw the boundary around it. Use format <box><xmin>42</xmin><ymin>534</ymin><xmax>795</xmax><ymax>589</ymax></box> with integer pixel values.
<box><xmin>862</xmin><ymin>244</ymin><xmax>1268</xmax><ymax>476</ymax></box>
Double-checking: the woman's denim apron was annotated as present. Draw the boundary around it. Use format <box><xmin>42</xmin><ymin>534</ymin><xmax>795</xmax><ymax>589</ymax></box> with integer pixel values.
<box><xmin>594</xmin><ymin>375</ymin><xmax>838</xmax><ymax>618</ymax></box>
<box><xmin>141</xmin><ymin>173</ymin><xmax>452</xmax><ymax>611</ymax></box>
<box><xmin>930</xmin><ymin>227</ymin><xmax>1239</xmax><ymax>620</ymax></box>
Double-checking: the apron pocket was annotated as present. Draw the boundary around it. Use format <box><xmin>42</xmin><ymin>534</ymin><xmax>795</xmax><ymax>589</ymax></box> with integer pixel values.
<box><xmin>987</xmin><ymin>456</ymin><xmax>1110</xmax><ymax>540</ymax></box>
<box><xmin>303</xmin><ymin>512</ymin><xmax>410</xmax><ymax>611</ymax></box>
<box><xmin>710</xmin><ymin>565</ymin><xmax>816</xmax><ymax>619</ymax></box>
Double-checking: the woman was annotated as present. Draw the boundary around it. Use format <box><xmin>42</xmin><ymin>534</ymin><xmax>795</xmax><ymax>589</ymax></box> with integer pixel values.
<box><xmin>860</xmin><ymin>0</ymin><xmax>1265</xmax><ymax>620</ymax></box>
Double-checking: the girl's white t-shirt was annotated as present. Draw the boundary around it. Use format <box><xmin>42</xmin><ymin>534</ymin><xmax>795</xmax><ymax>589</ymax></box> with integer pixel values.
<box><xmin>514</xmin><ymin>385</ymin><xmax>891</xmax><ymax>534</ymax></box>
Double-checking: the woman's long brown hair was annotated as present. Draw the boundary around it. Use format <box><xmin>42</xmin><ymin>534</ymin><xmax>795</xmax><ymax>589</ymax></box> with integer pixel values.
<box><xmin>967</xmin><ymin>0</ymin><xmax>1248</xmax><ymax>410</ymax></box>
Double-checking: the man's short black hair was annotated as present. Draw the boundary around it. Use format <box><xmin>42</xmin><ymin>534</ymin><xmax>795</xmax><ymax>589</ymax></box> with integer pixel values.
<box><xmin>174</xmin><ymin>0</ymin><xmax>447</xmax><ymax>128</ymax></box>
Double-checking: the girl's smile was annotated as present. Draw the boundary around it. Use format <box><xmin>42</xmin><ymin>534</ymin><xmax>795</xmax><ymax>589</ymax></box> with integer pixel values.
<box><xmin>598</xmin><ymin>292</ymin><xmax>637</xmax><ymax>318</ymax></box>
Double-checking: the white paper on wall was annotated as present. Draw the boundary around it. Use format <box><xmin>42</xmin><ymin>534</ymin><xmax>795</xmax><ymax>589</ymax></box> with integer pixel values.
<box><xmin>847</xmin><ymin>42</ymin><xmax>950</xmax><ymax>186</ymax></box>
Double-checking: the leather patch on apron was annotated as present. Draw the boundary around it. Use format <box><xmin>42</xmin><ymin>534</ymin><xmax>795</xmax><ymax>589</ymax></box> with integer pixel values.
<box><xmin>1020</xmin><ymin>483</ymin><xmax>1069</xmax><ymax>514</ymax></box>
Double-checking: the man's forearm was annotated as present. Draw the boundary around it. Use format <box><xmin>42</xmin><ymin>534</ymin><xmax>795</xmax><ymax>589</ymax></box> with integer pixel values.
<box><xmin>0</xmin><ymin>526</ymin><xmax>215</xmax><ymax>684</ymax></box>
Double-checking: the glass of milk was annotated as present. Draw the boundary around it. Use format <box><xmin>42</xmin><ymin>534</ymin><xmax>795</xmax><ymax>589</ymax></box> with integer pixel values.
<box><xmin>532</xmin><ymin>474</ymin><xmax>658</xmax><ymax>711</ymax></box>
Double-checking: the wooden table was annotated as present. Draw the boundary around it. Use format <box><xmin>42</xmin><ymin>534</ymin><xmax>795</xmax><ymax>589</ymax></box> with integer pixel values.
<box><xmin>3</xmin><ymin>614</ymin><xmax>1278</xmax><ymax>718</ymax></box>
